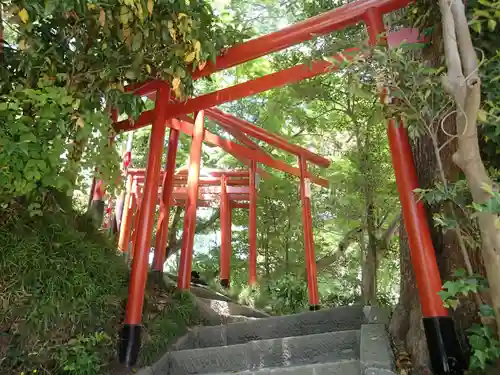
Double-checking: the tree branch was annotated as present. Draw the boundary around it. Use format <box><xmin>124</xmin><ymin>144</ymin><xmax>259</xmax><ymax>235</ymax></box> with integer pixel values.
<box><xmin>380</xmin><ymin>213</ymin><xmax>401</xmax><ymax>251</ymax></box>
<box><xmin>438</xmin><ymin>0</ymin><xmax>464</xmax><ymax>95</ymax></box>
<box><xmin>315</xmin><ymin>226</ymin><xmax>364</xmax><ymax>272</ymax></box>
<box><xmin>166</xmin><ymin>208</ymin><xmax>220</xmax><ymax>259</ymax></box>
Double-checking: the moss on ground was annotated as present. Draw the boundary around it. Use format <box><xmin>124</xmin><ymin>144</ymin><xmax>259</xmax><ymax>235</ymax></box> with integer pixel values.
<box><xmin>0</xmin><ymin>207</ymin><xmax>201</xmax><ymax>375</ymax></box>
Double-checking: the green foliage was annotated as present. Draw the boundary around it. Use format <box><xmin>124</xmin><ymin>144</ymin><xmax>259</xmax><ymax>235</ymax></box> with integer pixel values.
<box><xmin>438</xmin><ymin>269</ymin><xmax>500</xmax><ymax>371</ymax></box>
<box><xmin>471</xmin><ymin>186</ymin><xmax>500</xmax><ymax>214</ymax></box>
<box><xmin>0</xmin><ymin>78</ymin><xmax>119</xmax><ymax>202</ymax></box>
<box><xmin>268</xmin><ymin>274</ymin><xmax>308</xmax><ymax>314</ymax></box>
<box><xmin>54</xmin><ymin>332</ymin><xmax>112</xmax><ymax>375</ymax></box>
<box><xmin>466</xmin><ymin>0</ymin><xmax>500</xmax><ymax>170</ymax></box>
<box><xmin>1</xmin><ymin>0</ymin><xmax>245</xmax><ymax>206</ymax></box>
<box><xmin>467</xmin><ymin>324</ymin><xmax>500</xmax><ymax>370</ymax></box>
<box><xmin>439</xmin><ymin>269</ymin><xmax>488</xmax><ymax>309</ymax></box>
<box><xmin>0</xmin><ymin>207</ymin><xmax>129</xmax><ymax>374</ymax></box>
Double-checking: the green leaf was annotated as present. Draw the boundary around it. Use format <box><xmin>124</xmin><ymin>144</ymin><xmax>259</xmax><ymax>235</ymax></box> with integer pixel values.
<box><xmin>478</xmin><ymin>109</ymin><xmax>488</xmax><ymax>122</ymax></box>
<box><xmin>472</xmin><ymin>21</ymin><xmax>482</xmax><ymax>33</ymax></box>
<box><xmin>442</xmin><ymin>280</ymin><xmax>461</xmax><ymax>296</ymax></box>
<box><xmin>479</xmin><ymin>304</ymin><xmax>495</xmax><ymax>317</ymax></box>
<box><xmin>488</xmin><ymin>19</ymin><xmax>497</xmax><ymax>31</ymax></box>
<box><xmin>470</xmin><ymin>334</ymin><xmax>488</xmax><ymax>350</ymax></box>
<box><xmin>132</xmin><ymin>32</ymin><xmax>143</xmax><ymax>52</ymax></box>
<box><xmin>454</xmin><ymin>268</ymin><xmax>467</xmax><ymax>278</ymax></box>
<box><xmin>474</xmin><ymin>349</ymin><xmax>488</xmax><ymax>369</ymax></box>
<box><xmin>20</xmin><ymin>133</ymin><xmax>37</xmax><ymax>143</ymax></box>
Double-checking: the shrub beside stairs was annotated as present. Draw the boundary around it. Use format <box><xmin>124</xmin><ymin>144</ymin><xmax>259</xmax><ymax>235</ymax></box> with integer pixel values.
<box><xmin>137</xmin><ymin>304</ymin><xmax>396</xmax><ymax>375</ymax></box>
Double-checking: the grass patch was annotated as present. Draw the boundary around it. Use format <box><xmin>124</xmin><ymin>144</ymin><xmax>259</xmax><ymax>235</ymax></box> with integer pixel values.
<box><xmin>140</xmin><ymin>288</ymin><xmax>203</xmax><ymax>366</ymax></box>
<box><xmin>0</xmin><ymin>204</ymin><xmax>209</xmax><ymax>374</ymax></box>
<box><xmin>0</xmin><ymin>208</ymin><xmax>129</xmax><ymax>375</ymax></box>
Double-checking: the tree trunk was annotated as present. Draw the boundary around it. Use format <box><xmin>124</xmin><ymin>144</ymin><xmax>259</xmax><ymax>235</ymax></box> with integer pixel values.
<box><xmin>362</xmin><ymin>200</ymin><xmax>378</xmax><ymax>305</ymax></box>
<box><xmin>438</xmin><ymin>0</ymin><xmax>500</xmax><ymax>333</ymax></box>
<box><xmin>389</xmin><ymin>223</ymin><xmax>431</xmax><ymax>374</ymax></box>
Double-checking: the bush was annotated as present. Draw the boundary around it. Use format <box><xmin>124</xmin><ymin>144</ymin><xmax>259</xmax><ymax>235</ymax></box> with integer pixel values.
<box><xmin>0</xmin><ymin>208</ymin><xmax>129</xmax><ymax>374</ymax></box>
<box><xmin>267</xmin><ymin>274</ymin><xmax>308</xmax><ymax>315</ymax></box>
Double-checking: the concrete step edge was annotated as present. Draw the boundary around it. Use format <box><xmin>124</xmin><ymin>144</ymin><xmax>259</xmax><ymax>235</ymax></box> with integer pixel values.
<box><xmin>221</xmin><ymin>305</ymin><xmax>366</xmax><ymax>328</ymax></box>
<box><xmin>160</xmin><ymin>330</ymin><xmax>360</xmax><ymax>374</ymax></box>
<box><xmin>173</xmin><ymin>329</ymin><xmax>360</xmax><ymax>355</ymax></box>
<box><xmin>360</xmin><ymin>324</ymin><xmax>395</xmax><ymax>372</ymax></box>
<box><xmin>202</xmin><ymin>359</ymin><xmax>361</xmax><ymax>375</ymax></box>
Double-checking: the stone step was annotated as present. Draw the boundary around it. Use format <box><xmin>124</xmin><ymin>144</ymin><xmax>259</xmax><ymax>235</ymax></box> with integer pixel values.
<box><xmin>154</xmin><ymin>329</ymin><xmax>360</xmax><ymax>375</ymax></box>
<box><xmin>174</xmin><ymin>305</ymin><xmax>380</xmax><ymax>351</ymax></box>
<box><xmin>203</xmin><ymin>359</ymin><xmax>361</xmax><ymax>375</ymax></box>
<box><xmin>198</xmin><ymin>297</ymin><xmax>270</xmax><ymax>319</ymax></box>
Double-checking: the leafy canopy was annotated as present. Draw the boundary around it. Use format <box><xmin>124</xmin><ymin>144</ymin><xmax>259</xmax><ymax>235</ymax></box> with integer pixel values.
<box><xmin>0</xmin><ymin>0</ymin><xmax>245</xmax><ymax>204</ymax></box>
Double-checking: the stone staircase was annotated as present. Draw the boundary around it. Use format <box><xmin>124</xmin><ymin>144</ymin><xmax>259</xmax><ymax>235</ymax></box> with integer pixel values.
<box><xmin>138</xmin><ymin>305</ymin><xmax>396</xmax><ymax>375</ymax></box>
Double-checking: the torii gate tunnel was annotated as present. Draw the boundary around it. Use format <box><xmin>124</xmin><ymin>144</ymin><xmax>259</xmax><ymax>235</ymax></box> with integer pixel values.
<box><xmin>116</xmin><ymin>167</ymin><xmax>252</xmax><ymax>288</ymax></box>
<box><xmin>90</xmin><ymin>0</ymin><xmax>467</xmax><ymax>372</ymax></box>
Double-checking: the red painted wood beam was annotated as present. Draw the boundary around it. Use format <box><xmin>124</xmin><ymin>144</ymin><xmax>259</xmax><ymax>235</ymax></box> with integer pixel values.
<box><xmin>122</xmin><ymin>0</ymin><xmax>410</xmax><ymax>99</ymax></box>
<box><xmin>299</xmin><ymin>156</ymin><xmax>319</xmax><ymax>308</ymax></box>
<box><xmin>176</xmin><ymin>169</ymin><xmax>249</xmax><ymax>177</ymax></box>
<box><xmin>248</xmin><ymin>160</ymin><xmax>258</xmax><ymax>285</ymax></box>
<box><xmin>219</xmin><ymin>174</ymin><xmax>231</xmax><ymax>288</ymax></box>
<box><xmin>173</xmin><ymin>178</ymin><xmax>249</xmax><ymax>186</ymax></box>
<box><xmin>172</xmin><ymin>200</ymin><xmax>250</xmax><ymax>209</ymax></box>
<box><xmin>114</xmin><ymin>48</ymin><xmax>360</xmax><ymax>132</ymax></box>
<box><xmin>180</xmin><ymin>118</ymin><xmax>273</xmax><ymax>180</ymax></box>
<box><xmin>172</xmin><ymin>192</ymin><xmax>249</xmax><ymax>201</ymax></box>
<box><xmin>153</xmin><ymin>127</ymin><xmax>180</xmax><ymax>272</ymax></box>
<box><xmin>133</xmin><ymin>175</ymin><xmax>250</xmax><ymax>186</ymax></box>
<box><xmin>220</xmin><ymin>124</ymin><xmax>269</xmax><ymax>155</ymax></box>
<box><xmin>120</xmin><ymin>86</ymin><xmax>170</xmax><ymax>366</ymax></box>
<box><xmin>388</xmin><ymin>119</ymin><xmax>447</xmax><ymax>317</ymax></box>
<box><xmin>169</xmin><ymin>118</ymin><xmax>329</xmax><ymax>187</ymax></box>
<box><xmin>178</xmin><ymin>111</ymin><xmax>205</xmax><ymax>290</ymax></box>
<box><xmin>206</xmin><ymin>108</ymin><xmax>330</xmax><ymax>167</ymax></box>
<box><xmin>191</xmin><ymin>0</ymin><xmax>410</xmax><ymax>80</ymax></box>
<box><xmin>118</xmin><ymin>175</ymin><xmax>135</xmax><ymax>253</ymax></box>
<box><xmin>172</xmin><ymin>186</ymin><xmax>250</xmax><ymax>194</ymax></box>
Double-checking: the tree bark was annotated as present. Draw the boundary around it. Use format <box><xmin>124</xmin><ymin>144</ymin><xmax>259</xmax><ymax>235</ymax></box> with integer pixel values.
<box><xmin>389</xmin><ymin>17</ymin><xmax>484</xmax><ymax>369</ymax></box>
<box><xmin>438</xmin><ymin>0</ymin><xmax>500</xmax><ymax>331</ymax></box>
<box><xmin>362</xmin><ymin>200</ymin><xmax>378</xmax><ymax>305</ymax></box>
<box><xmin>389</xmin><ymin>222</ymin><xmax>431</xmax><ymax>374</ymax></box>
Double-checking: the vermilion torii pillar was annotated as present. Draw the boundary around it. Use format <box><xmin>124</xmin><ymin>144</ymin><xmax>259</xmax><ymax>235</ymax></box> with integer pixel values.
<box><xmin>118</xmin><ymin>174</ymin><xmax>134</xmax><ymax>253</ymax></box>
<box><xmin>299</xmin><ymin>156</ymin><xmax>319</xmax><ymax>310</ymax></box>
<box><xmin>152</xmin><ymin>128</ymin><xmax>180</xmax><ymax>274</ymax></box>
<box><xmin>119</xmin><ymin>86</ymin><xmax>171</xmax><ymax>366</ymax></box>
<box><xmin>178</xmin><ymin>112</ymin><xmax>205</xmax><ymax>290</ymax></box>
<box><xmin>364</xmin><ymin>8</ymin><xmax>466</xmax><ymax>374</ymax></box>
<box><xmin>219</xmin><ymin>174</ymin><xmax>231</xmax><ymax>288</ymax></box>
<box><xmin>248</xmin><ymin>160</ymin><xmax>258</xmax><ymax>285</ymax></box>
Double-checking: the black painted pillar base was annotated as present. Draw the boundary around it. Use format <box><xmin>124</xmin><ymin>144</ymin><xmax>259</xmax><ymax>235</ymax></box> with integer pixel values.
<box><xmin>118</xmin><ymin>324</ymin><xmax>141</xmax><ymax>367</ymax></box>
<box><xmin>220</xmin><ymin>279</ymin><xmax>230</xmax><ymax>289</ymax></box>
<box><xmin>309</xmin><ymin>305</ymin><xmax>320</xmax><ymax>311</ymax></box>
<box><xmin>423</xmin><ymin>316</ymin><xmax>468</xmax><ymax>375</ymax></box>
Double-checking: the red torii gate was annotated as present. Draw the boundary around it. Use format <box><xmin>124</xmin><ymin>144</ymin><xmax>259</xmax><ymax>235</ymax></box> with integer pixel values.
<box><xmin>108</xmin><ymin>0</ymin><xmax>466</xmax><ymax>373</ymax></box>
<box><xmin>118</xmin><ymin>168</ymin><xmax>251</xmax><ymax>286</ymax></box>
